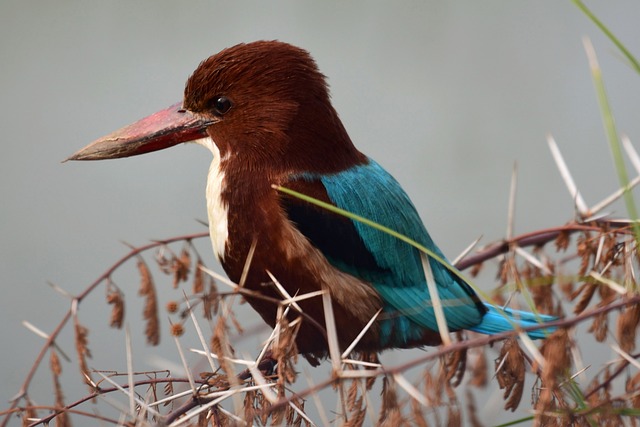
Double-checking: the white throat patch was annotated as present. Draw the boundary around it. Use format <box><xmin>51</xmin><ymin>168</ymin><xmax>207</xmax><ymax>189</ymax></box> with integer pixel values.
<box><xmin>195</xmin><ymin>137</ymin><xmax>229</xmax><ymax>260</ymax></box>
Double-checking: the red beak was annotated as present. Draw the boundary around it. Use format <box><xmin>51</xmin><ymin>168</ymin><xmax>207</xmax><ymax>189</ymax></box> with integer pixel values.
<box><xmin>66</xmin><ymin>102</ymin><xmax>214</xmax><ymax>161</ymax></box>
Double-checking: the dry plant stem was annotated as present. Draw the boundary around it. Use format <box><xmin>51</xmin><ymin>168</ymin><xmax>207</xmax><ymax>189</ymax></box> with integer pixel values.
<box><xmin>26</xmin><ymin>407</ymin><xmax>134</xmax><ymax>426</ymax></box>
<box><xmin>2</xmin><ymin>232</ymin><xmax>207</xmax><ymax>427</ymax></box>
<box><xmin>5</xmin><ymin>220</ymin><xmax>635</xmax><ymax>427</ymax></box>
<box><xmin>583</xmin><ymin>354</ymin><xmax>639</xmax><ymax>401</ymax></box>
<box><xmin>27</xmin><ymin>377</ymin><xmax>202</xmax><ymax>427</ymax></box>
<box><xmin>455</xmin><ymin>222</ymin><xmax>619</xmax><ymax>270</ymax></box>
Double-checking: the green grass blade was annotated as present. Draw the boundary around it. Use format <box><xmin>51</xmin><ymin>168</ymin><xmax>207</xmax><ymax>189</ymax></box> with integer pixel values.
<box><xmin>583</xmin><ymin>38</ymin><xmax>640</xmax><ymax>241</ymax></box>
<box><xmin>572</xmin><ymin>0</ymin><xmax>640</xmax><ymax>75</ymax></box>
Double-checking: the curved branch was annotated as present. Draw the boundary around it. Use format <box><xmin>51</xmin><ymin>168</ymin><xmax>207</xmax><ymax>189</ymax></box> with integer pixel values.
<box><xmin>3</xmin><ymin>232</ymin><xmax>209</xmax><ymax>427</ymax></box>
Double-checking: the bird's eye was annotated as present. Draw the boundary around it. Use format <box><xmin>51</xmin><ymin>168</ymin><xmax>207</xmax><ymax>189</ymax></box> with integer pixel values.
<box><xmin>212</xmin><ymin>96</ymin><xmax>232</xmax><ymax>115</ymax></box>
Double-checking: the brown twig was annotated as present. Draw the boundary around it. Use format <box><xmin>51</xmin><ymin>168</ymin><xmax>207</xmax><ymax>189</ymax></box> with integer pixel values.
<box><xmin>2</xmin><ymin>232</ymin><xmax>208</xmax><ymax>427</ymax></box>
<box><xmin>6</xmin><ymin>218</ymin><xmax>640</xmax><ymax>426</ymax></box>
<box><xmin>264</xmin><ymin>294</ymin><xmax>640</xmax><ymax>415</ymax></box>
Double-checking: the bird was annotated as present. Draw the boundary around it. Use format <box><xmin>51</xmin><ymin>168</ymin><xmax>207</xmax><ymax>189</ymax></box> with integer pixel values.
<box><xmin>68</xmin><ymin>40</ymin><xmax>555</xmax><ymax>362</ymax></box>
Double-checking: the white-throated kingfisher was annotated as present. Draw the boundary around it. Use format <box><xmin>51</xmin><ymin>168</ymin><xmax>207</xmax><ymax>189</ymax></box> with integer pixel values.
<box><xmin>68</xmin><ymin>41</ymin><xmax>554</xmax><ymax>361</ymax></box>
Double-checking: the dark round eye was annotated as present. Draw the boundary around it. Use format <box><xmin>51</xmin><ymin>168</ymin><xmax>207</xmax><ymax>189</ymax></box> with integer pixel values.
<box><xmin>212</xmin><ymin>96</ymin><xmax>232</xmax><ymax>115</ymax></box>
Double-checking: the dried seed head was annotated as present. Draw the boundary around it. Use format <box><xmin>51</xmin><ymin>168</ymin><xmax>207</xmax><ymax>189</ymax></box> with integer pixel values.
<box><xmin>572</xmin><ymin>282</ymin><xmax>597</xmax><ymax>314</ymax></box>
<box><xmin>138</xmin><ymin>258</ymin><xmax>160</xmax><ymax>345</ymax></box>
<box><xmin>576</xmin><ymin>232</ymin><xmax>594</xmax><ymax>277</ymax></box>
<box><xmin>170</xmin><ymin>323</ymin><xmax>185</xmax><ymax>337</ymax></box>
<box><xmin>137</xmin><ymin>258</ymin><xmax>153</xmax><ymax>296</ymax></box>
<box><xmin>554</xmin><ymin>230</ymin><xmax>571</xmax><ymax>252</ymax></box>
<box><xmin>163</xmin><ymin>381</ymin><xmax>173</xmax><ymax>401</ymax></box>
<box><xmin>73</xmin><ymin>317</ymin><xmax>93</xmax><ymax>389</ymax></box>
<box><xmin>166</xmin><ymin>300</ymin><xmax>179</xmax><ymax>314</ymax></box>
<box><xmin>495</xmin><ymin>338</ymin><xmax>525</xmax><ymax>412</ymax></box>
<box><xmin>50</xmin><ymin>349</ymin><xmax>62</xmax><ymax>376</ymax></box>
<box><xmin>470</xmin><ymin>261</ymin><xmax>483</xmax><ymax>278</ymax></box>
<box><xmin>535</xmin><ymin>329</ymin><xmax>571</xmax><ymax>422</ymax></box>
<box><xmin>589</xmin><ymin>311</ymin><xmax>609</xmax><ymax>342</ymax></box>
<box><xmin>379</xmin><ymin>376</ymin><xmax>400</xmax><ymax>425</ymax></box>
<box><xmin>193</xmin><ymin>258</ymin><xmax>204</xmax><ymax>294</ymax></box>
<box><xmin>106</xmin><ymin>289</ymin><xmax>125</xmax><ymax>329</ymax></box>
<box><xmin>424</xmin><ymin>369</ymin><xmax>442</xmax><ymax>407</ymax></box>
<box><xmin>443</xmin><ymin>332</ymin><xmax>467</xmax><ymax>387</ymax></box>
<box><xmin>617</xmin><ymin>303</ymin><xmax>640</xmax><ymax>354</ymax></box>
<box><xmin>347</xmin><ymin>380</ymin><xmax>359</xmax><ymax>412</ymax></box>
<box><xmin>498</xmin><ymin>259</ymin><xmax>509</xmax><ymax>285</ymax></box>
<box><xmin>171</xmin><ymin>247</ymin><xmax>191</xmax><ymax>288</ymax></box>
<box><xmin>211</xmin><ymin>319</ymin><xmax>234</xmax><ymax>377</ymax></box>
<box><xmin>626</xmin><ymin>371</ymin><xmax>640</xmax><ymax>409</ymax></box>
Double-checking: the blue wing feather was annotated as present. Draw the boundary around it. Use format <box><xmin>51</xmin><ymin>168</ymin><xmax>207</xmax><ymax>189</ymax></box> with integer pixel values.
<box><xmin>291</xmin><ymin>158</ymin><xmax>555</xmax><ymax>345</ymax></box>
<box><xmin>296</xmin><ymin>159</ymin><xmax>485</xmax><ymax>344</ymax></box>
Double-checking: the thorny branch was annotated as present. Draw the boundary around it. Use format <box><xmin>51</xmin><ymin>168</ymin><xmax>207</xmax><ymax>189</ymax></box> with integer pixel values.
<box><xmin>4</xmin><ymin>213</ymin><xmax>640</xmax><ymax>426</ymax></box>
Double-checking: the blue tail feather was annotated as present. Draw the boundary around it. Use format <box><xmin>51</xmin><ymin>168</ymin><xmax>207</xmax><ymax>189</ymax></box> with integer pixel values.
<box><xmin>469</xmin><ymin>303</ymin><xmax>556</xmax><ymax>339</ymax></box>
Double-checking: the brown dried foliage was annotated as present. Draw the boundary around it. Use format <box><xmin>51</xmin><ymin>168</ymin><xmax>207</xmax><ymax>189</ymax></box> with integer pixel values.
<box><xmin>163</xmin><ymin>380</ymin><xmax>174</xmax><ymax>404</ymax></box>
<box><xmin>495</xmin><ymin>338</ymin><xmax>525</xmax><ymax>412</ymax></box>
<box><xmin>73</xmin><ymin>315</ymin><xmax>93</xmax><ymax>389</ymax></box>
<box><xmin>343</xmin><ymin>396</ymin><xmax>366</xmax><ymax>427</ymax></box>
<box><xmin>138</xmin><ymin>258</ymin><xmax>160</xmax><ymax>345</ymax></box>
<box><xmin>379</xmin><ymin>376</ymin><xmax>403</xmax><ymax>426</ymax></box>
<box><xmin>50</xmin><ymin>348</ymin><xmax>62</xmax><ymax>377</ymax></box>
<box><xmin>272</xmin><ymin>317</ymin><xmax>299</xmax><ymax>386</ymax></box>
<box><xmin>285</xmin><ymin>396</ymin><xmax>306</xmax><ymax>427</ymax></box>
<box><xmin>469</xmin><ymin>261</ymin><xmax>483</xmax><ymax>278</ymax></box>
<box><xmin>49</xmin><ymin>349</ymin><xmax>70</xmax><ymax>427</ymax></box>
<box><xmin>170</xmin><ymin>322</ymin><xmax>185</xmax><ymax>337</ymax></box>
<box><xmin>166</xmin><ymin>300</ymin><xmax>179</xmax><ymax>314</ymax></box>
<box><xmin>193</xmin><ymin>257</ymin><xmax>205</xmax><ymax>294</ymax></box>
<box><xmin>172</xmin><ymin>246</ymin><xmax>191</xmax><ymax>288</ymax></box>
<box><xmin>211</xmin><ymin>318</ymin><xmax>234</xmax><ymax>378</ymax></box>
<box><xmin>572</xmin><ymin>282</ymin><xmax>597</xmax><ymax>314</ymax></box>
<box><xmin>106</xmin><ymin>286</ymin><xmax>124</xmax><ymax>329</ymax></box>
<box><xmin>626</xmin><ymin>371</ymin><xmax>640</xmax><ymax>410</ymax></box>
<box><xmin>534</xmin><ymin>329</ymin><xmax>571</xmax><ymax>424</ymax></box>
<box><xmin>497</xmin><ymin>258</ymin><xmax>509</xmax><ymax>286</ymax></box>
<box><xmin>576</xmin><ymin>231</ymin><xmax>595</xmax><ymax>277</ymax></box>
<box><xmin>588</xmin><ymin>285</ymin><xmax>617</xmax><ymax>342</ymax></box>
<box><xmin>582</xmin><ymin>367</ymin><xmax>627</xmax><ymax>426</ymax></box>
<box><xmin>17</xmin><ymin>219</ymin><xmax>640</xmax><ymax>426</ymax></box>
<box><xmin>554</xmin><ymin>230</ymin><xmax>571</xmax><ymax>252</ymax></box>
<box><xmin>522</xmin><ymin>255</ymin><xmax>556</xmax><ymax>315</ymax></box>
<box><xmin>242</xmin><ymin>388</ymin><xmax>256</xmax><ymax>424</ymax></box>
<box><xmin>442</xmin><ymin>332</ymin><xmax>467</xmax><ymax>387</ymax></box>
<box><xmin>269</xmin><ymin>385</ymin><xmax>287</xmax><ymax>425</ymax></box>
<box><xmin>424</xmin><ymin>369</ymin><xmax>442</xmax><ymax>410</ymax></box>
<box><xmin>202</xmin><ymin>276</ymin><xmax>220</xmax><ymax>320</ymax></box>
<box><xmin>616</xmin><ymin>302</ymin><xmax>640</xmax><ymax>353</ymax></box>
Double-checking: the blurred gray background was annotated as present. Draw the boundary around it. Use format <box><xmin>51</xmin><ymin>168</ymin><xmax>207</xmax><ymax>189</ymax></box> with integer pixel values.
<box><xmin>2</xmin><ymin>1</ymin><xmax>640</xmax><ymax>425</ymax></box>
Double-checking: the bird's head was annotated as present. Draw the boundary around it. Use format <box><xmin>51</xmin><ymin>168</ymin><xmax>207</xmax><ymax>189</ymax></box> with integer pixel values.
<box><xmin>67</xmin><ymin>41</ymin><xmax>364</xmax><ymax>175</ymax></box>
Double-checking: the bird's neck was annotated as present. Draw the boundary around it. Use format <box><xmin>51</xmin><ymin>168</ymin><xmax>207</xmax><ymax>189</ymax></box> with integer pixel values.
<box><xmin>204</xmin><ymin>141</ymin><xmax>229</xmax><ymax>260</ymax></box>
<box><xmin>202</xmin><ymin>137</ymin><xmax>282</xmax><ymax>270</ymax></box>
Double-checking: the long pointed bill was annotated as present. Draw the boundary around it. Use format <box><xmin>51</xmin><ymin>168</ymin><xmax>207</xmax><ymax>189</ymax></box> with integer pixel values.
<box><xmin>66</xmin><ymin>102</ymin><xmax>214</xmax><ymax>161</ymax></box>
